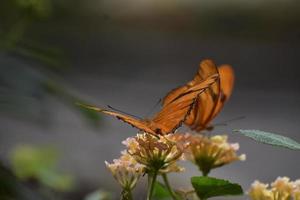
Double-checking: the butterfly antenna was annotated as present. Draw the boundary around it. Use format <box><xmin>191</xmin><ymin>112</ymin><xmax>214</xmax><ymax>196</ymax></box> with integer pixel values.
<box><xmin>214</xmin><ymin>116</ymin><xmax>246</xmax><ymax>127</ymax></box>
<box><xmin>107</xmin><ymin>105</ymin><xmax>142</xmax><ymax>119</ymax></box>
<box><xmin>144</xmin><ymin>98</ymin><xmax>162</xmax><ymax>118</ymax></box>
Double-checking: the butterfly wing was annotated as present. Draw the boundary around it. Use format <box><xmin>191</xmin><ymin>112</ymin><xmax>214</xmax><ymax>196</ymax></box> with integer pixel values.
<box><xmin>77</xmin><ymin>103</ymin><xmax>158</xmax><ymax>135</ymax></box>
<box><xmin>161</xmin><ymin>61</ymin><xmax>213</xmax><ymax>106</ymax></box>
<box><xmin>152</xmin><ymin>73</ymin><xmax>219</xmax><ymax>135</ymax></box>
<box><xmin>162</xmin><ymin>86</ymin><xmax>189</xmax><ymax>107</ymax></box>
<box><xmin>186</xmin><ymin>60</ymin><xmax>221</xmax><ymax>130</ymax></box>
<box><xmin>211</xmin><ymin>64</ymin><xmax>235</xmax><ymax>118</ymax></box>
<box><xmin>77</xmin><ymin>61</ymin><xmax>220</xmax><ymax>136</ymax></box>
<box><xmin>162</xmin><ymin>59</ymin><xmax>221</xmax><ymax>131</ymax></box>
<box><xmin>162</xmin><ymin>59</ymin><xmax>219</xmax><ymax>105</ymax></box>
<box><xmin>189</xmin><ymin>63</ymin><xmax>235</xmax><ymax>131</ymax></box>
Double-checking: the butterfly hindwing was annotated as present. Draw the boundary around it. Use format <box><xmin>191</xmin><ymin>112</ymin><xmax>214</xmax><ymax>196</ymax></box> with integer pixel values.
<box><xmin>162</xmin><ymin>59</ymin><xmax>234</xmax><ymax>132</ymax></box>
<box><xmin>211</xmin><ymin>65</ymin><xmax>235</xmax><ymax>119</ymax></box>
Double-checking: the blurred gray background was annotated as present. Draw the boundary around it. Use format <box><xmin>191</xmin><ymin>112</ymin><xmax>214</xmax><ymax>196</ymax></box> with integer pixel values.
<box><xmin>0</xmin><ymin>0</ymin><xmax>300</xmax><ymax>199</ymax></box>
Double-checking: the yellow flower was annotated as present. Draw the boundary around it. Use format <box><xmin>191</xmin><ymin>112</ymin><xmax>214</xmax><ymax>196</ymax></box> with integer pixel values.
<box><xmin>248</xmin><ymin>181</ymin><xmax>273</xmax><ymax>200</ymax></box>
<box><xmin>293</xmin><ymin>180</ymin><xmax>300</xmax><ymax>200</ymax></box>
<box><xmin>105</xmin><ymin>151</ymin><xmax>144</xmax><ymax>190</ymax></box>
<box><xmin>248</xmin><ymin>177</ymin><xmax>297</xmax><ymax>200</ymax></box>
<box><xmin>174</xmin><ymin>133</ymin><xmax>245</xmax><ymax>175</ymax></box>
<box><xmin>271</xmin><ymin>177</ymin><xmax>294</xmax><ymax>200</ymax></box>
<box><xmin>123</xmin><ymin>133</ymin><xmax>184</xmax><ymax>174</ymax></box>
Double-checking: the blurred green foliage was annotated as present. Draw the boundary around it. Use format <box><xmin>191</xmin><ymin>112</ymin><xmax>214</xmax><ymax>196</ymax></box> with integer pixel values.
<box><xmin>84</xmin><ymin>189</ymin><xmax>113</xmax><ymax>200</ymax></box>
<box><xmin>0</xmin><ymin>60</ymin><xmax>101</xmax><ymax>126</ymax></box>
<box><xmin>0</xmin><ymin>163</ymin><xmax>45</xmax><ymax>200</ymax></box>
<box><xmin>0</xmin><ymin>0</ymin><xmax>101</xmax><ymax>126</ymax></box>
<box><xmin>14</xmin><ymin>0</ymin><xmax>52</xmax><ymax>18</ymax></box>
<box><xmin>11</xmin><ymin>145</ymin><xmax>74</xmax><ymax>192</ymax></box>
<box><xmin>0</xmin><ymin>0</ymin><xmax>60</xmax><ymax>65</ymax></box>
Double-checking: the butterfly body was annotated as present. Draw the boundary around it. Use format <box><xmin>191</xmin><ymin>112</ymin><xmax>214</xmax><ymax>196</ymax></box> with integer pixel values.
<box><xmin>140</xmin><ymin>119</ymin><xmax>165</xmax><ymax>135</ymax></box>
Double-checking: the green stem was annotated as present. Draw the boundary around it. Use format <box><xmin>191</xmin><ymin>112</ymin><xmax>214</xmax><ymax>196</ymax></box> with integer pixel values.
<box><xmin>199</xmin><ymin>165</ymin><xmax>210</xmax><ymax>177</ymax></box>
<box><xmin>121</xmin><ymin>188</ymin><xmax>133</xmax><ymax>200</ymax></box>
<box><xmin>162</xmin><ymin>174</ymin><xmax>180</xmax><ymax>200</ymax></box>
<box><xmin>146</xmin><ymin>171</ymin><xmax>158</xmax><ymax>200</ymax></box>
<box><xmin>202</xmin><ymin>171</ymin><xmax>209</xmax><ymax>176</ymax></box>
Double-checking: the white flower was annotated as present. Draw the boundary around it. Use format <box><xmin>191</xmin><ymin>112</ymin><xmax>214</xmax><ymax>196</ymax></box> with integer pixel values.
<box><xmin>105</xmin><ymin>152</ymin><xmax>144</xmax><ymax>190</ymax></box>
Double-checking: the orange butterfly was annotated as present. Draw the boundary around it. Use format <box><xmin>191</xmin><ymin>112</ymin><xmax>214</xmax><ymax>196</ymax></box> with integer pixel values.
<box><xmin>162</xmin><ymin>59</ymin><xmax>235</xmax><ymax>132</ymax></box>
<box><xmin>78</xmin><ymin>70</ymin><xmax>219</xmax><ymax>136</ymax></box>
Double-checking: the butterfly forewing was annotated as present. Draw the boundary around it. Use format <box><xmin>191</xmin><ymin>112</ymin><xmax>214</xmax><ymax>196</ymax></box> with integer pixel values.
<box><xmin>163</xmin><ymin>73</ymin><xmax>219</xmax><ymax>106</ymax></box>
<box><xmin>77</xmin><ymin>103</ymin><xmax>158</xmax><ymax>135</ymax></box>
<box><xmin>152</xmin><ymin>92</ymin><xmax>200</xmax><ymax>134</ymax></box>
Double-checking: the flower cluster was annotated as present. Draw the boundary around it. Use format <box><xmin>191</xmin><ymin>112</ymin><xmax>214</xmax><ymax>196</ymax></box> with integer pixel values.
<box><xmin>249</xmin><ymin>177</ymin><xmax>300</xmax><ymax>200</ymax></box>
<box><xmin>105</xmin><ymin>133</ymin><xmax>185</xmax><ymax>194</ymax></box>
<box><xmin>105</xmin><ymin>151</ymin><xmax>144</xmax><ymax>191</ymax></box>
<box><xmin>123</xmin><ymin>133</ymin><xmax>184</xmax><ymax>174</ymax></box>
<box><xmin>105</xmin><ymin>131</ymin><xmax>246</xmax><ymax>198</ymax></box>
<box><xmin>172</xmin><ymin>133</ymin><xmax>245</xmax><ymax>175</ymax></box>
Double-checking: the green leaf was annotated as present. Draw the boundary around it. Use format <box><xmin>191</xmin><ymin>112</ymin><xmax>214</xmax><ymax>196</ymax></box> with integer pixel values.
<box><xmin>153</xmin><ymin>181</ymin><xmax>172</xmax><ymax>200</ymax></box>
<box><xmin>191</xmin><ymin>176</ymin><xmax>243</xmax><ymax>199</ymax></box>
<box><xmin>234</xmin><ymin>129</ymin><xmax>300</xmax><ymax>150</ymax></box>
<box><xmin>0</xmin><ymin>162</ymin><xmax>45</xmax><ymax>200</ymax></box>
<box><xmin>11</xmin><ymin>145</ymin><xmax>58</xmax><ymax>179</ymax></box>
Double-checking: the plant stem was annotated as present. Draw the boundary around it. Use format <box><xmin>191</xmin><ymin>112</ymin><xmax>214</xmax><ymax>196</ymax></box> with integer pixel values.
<box><xmin>202</xmin><ymin>171</ymin><xmax>209</xmax><ymax>176</ymax></box>
<box><xmin>162</xmin><ymin>173</ymin><xmax>180</xmax><ymax>200</ymax></box>
<box><xmin>146</xmin><ymin>171</ymin><xmax>158</xmax><ymax>200</ymax></box>
<box><xmin>121</xmin><ymin>188</ymin><xmax>133</xmax><ymax>200</ymax></box>
<box><xmin>199</xmin><ymin>166</ymin><xmax>210</xmax><ymax>177</ymax></box>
